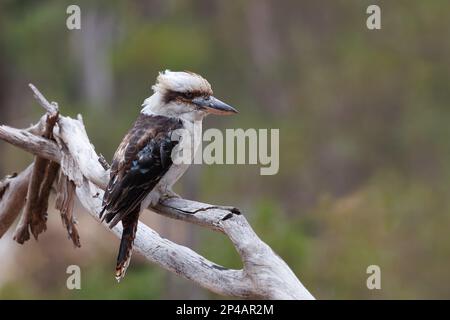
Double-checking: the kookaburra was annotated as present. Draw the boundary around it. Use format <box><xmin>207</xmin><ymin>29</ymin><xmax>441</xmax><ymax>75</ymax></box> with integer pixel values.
<box><xmin>100</xmin><ymin>70</ymin><xmax>237</xmax><ymax>280</ymax></box>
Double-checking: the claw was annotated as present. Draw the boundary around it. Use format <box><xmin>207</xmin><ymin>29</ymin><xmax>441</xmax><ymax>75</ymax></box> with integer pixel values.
<box><xmin>161</xmin><ymin>189</ymin><xmax>181</xmax><ymax>200</ymax></box>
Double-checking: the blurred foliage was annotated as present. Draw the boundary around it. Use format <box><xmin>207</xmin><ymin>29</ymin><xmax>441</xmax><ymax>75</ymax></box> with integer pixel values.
<box><xmin>0</xmin><ymin>265</ymin><xmax>165</xmax><ymax>300</ymax></box>
<box><xmin>0</xmin><ymin>0</ymin><xmax>450</xmax><ymax>299</ymax></box>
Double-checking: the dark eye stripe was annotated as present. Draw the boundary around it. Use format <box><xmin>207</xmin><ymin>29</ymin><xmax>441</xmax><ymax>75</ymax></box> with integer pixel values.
<box><xmin>163</xmin><ymin>90</ymin><xmax>207</xmax><ymax>103</ymax></box>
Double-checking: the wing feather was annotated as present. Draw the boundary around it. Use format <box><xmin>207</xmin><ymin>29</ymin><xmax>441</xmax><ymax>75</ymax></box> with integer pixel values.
<box><xmin>101</xmin><ymin>114</ymin><xmax>182</xmax><ymax>227</ymax></box>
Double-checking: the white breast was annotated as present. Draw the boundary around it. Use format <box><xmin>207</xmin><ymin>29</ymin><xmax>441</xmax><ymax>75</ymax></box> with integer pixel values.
<box><xmin>141</xmin><ymin>119</ymin><xmax>201</xmax><ymax>208</ymax></box>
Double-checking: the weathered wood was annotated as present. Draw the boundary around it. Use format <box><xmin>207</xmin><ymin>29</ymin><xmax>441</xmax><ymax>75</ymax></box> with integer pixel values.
<box><xmin>0</xmin><ymin>165</ymin><xmax>33</xmax><ymax>238</ymax></box>
<box><xmin>13</xmin><ymin>109</ymin><xmax>60</xmax><ymax>243</ymax></box>
<box><xmin>28</xmin><ymin>83</ymin><xmax>58</xmax><ymax>115</ymax></box>
<box><xmin>55</xmin><ymin>172</ymin><xmax>80</xmax><ymax>247</ymax></box>
<box><xmin>0</xmin><ymin>125</ymin><xmax>61</xmax><ymax>162</ymax></box>
<box><xmin>0</xmin><ymin>84</ymin><xmax>315</xmax><ymax>299</ymax></box>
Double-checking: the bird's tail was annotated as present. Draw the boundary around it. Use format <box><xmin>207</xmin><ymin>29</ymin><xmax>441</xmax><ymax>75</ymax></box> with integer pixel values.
<box><xmin>115</xmin><ymin>209</ymin><xmax>140</xmax><ymax>282</ymax></box>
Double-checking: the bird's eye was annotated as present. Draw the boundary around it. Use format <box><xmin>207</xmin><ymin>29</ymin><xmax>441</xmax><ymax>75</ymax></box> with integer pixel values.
<box><xmin>184</xmin><ymin>92</ymin><xmax>193</xmax><ymax>99</ymax></box>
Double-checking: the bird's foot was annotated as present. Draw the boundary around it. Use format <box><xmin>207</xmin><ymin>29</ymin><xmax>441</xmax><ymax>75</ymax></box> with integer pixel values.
<box><xmin>144</xmin><ymin>188</ymin><xmax>180</xmax><ymax>208</ymax></box>
<box><xmin>161</xmin><ymin>189</ymin><xmax>181</xmax><ymax>201</ymax></box>
<box><xmin>142</xmin><ymin>190</ymin><xmax>162</xmax><ymax>208</ymax></box>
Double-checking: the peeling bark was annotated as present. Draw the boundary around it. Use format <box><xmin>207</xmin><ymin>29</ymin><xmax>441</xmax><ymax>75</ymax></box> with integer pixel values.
<box><xmin>56</xmin><ymin>172</ymin><xmax>80</xmax><ymax>247</ymax></box>
<box><xmin>0</xmin><ymin>84</ymin><xmax>315</xmax><ymax>300</ymax></box>
<box><xmin>0</xmin><ymin>165</ymin><xmax>33</xmax><ymax>238</ymax></box>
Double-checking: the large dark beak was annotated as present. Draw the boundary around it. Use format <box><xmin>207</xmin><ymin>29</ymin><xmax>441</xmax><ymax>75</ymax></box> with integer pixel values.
<box><xmin>193</xmin><ymin>96</ymin><xmax>238</xmax><ymax>115</ymax></box>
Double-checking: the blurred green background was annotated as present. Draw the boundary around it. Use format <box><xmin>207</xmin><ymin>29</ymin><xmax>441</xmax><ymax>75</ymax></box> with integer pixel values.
<box><xmin>0</xmin><ymin>0</ymin><xmax>450</xmax><ymax>299</ymax></box>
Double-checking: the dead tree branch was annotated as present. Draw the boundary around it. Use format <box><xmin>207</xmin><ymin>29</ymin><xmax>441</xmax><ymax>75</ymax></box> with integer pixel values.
<box><xmin>0</xmin><ymin>165</ymin><xmax>33</xmax><ymax>238</ymax></box>
<box><xmin>55</xmin><ymin>172</ymin><xmax>80</xmax><ymax>247</ymax></box>
<box><xmin>13</xmin><ymin>98</ymin><xmax>59</xmax><ymax>243</ymax></box>
<box><xmin>0</xmin><ymin>85</ymin><xmax>314</xmax><ymax>300</ymax></box>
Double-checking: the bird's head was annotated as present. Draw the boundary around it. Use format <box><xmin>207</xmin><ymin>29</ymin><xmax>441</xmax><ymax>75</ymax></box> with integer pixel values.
<box><xmin>142</xmin><ymin>70</ymin><xmax>238</xmax><ymax>121</ymax></box>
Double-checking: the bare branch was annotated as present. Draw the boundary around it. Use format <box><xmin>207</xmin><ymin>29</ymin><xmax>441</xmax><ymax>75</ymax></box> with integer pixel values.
<box><xmin>28</xmin><ymin>83</ymin><xmax>58</xmax><ymax>115</ymax></box>
<box><xmin>0</xmin><ymin>125</ymin><xmax>61</xmax><ymax>162</ymax></box>
<box><xmin>0</xmin><ymin>84</ymin><xmax>315</xmax><ymax>299</ymax></box>
<box><xmin>76</xmin><ymin>179</ymin><xmax>254</xmax><ymax>297</ymax></box>
<box><xmin>56</xmin><ymin>116</ymin><xmax>109</xmax><ymax>189</ymax></box>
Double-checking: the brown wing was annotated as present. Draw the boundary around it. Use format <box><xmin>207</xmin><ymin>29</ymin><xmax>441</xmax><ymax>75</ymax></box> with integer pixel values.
<box><xmin>101</xmin><ymin>114</ymin><xmax>182</xmax><ymax>228</ymax></box>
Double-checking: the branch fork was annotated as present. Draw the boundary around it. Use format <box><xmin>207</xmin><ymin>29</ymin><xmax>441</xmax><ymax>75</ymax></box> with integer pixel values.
<box><xmin>0</xmin><ymin>84</ymin><xmax>314</xmax><ymax>300</ymax></box>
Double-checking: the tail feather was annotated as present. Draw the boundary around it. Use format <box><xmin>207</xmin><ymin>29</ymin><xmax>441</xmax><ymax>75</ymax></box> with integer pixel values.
<box><xmin>115</xmin><ymin>210</ymin><xmax>139</xmax><ymax>282</ymax></box>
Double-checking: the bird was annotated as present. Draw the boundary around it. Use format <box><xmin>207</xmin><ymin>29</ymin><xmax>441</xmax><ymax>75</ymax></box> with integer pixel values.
<box><xmin>100</xmin><ymin>70</ymin><xmax>238</xmax><ymax>281</ymax></box>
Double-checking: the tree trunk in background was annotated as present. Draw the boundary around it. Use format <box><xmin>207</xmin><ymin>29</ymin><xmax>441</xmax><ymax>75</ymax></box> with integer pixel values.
<box><xmin>246</xmin><ymin>0</ymin><xmax>289</xmax><ymax>115</ymax></box>
<box><xmin>70</xmin><ymin>9</ymin><xmax>115</xmax><ymax>109</ymax></box>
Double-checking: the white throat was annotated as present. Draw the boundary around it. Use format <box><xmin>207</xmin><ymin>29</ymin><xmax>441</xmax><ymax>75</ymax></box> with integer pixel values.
<box><xmin>141</xmin><ymin>92</ymin><xmax>206</xmax><ymax>123</ymax></box>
